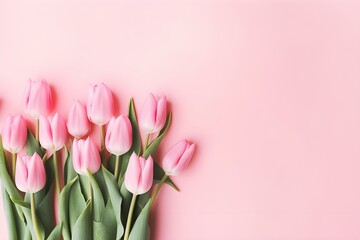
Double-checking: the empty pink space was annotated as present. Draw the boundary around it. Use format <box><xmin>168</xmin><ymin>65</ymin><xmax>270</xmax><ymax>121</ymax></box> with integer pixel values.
<box><xmin>1</xmin><ymin>0</ymin><xmax>360</xmax><ymax>239</ymax></box>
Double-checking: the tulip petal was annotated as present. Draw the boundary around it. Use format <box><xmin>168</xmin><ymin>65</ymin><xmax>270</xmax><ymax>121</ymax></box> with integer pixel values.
<box><xmin>125</xmin><ymin>152</ymin><xmax>141</xmax><ymax>194</ymax></box>
<box><xmin>171</xmin><ymin>143</ymin><xmax>195</xmax><ymax>176</ymax></box>
<box><xmin>39</xmin><ymin>115</ymin><xmax>53</xmax><ymax>150</ymax></box>
<box><xmin>51</xmin><ymin>113</ymin><xmax>67</xmax><ymax>151</ymax></box>
<box><xmin>140</xmin><ymin>93</ymin><xmax>157</xmax><ymax>133</ymax></box>
<box><xmin>139</xmin><ymin>156</ymin><xmax>153</xmax><ymax>194</ymax></box>
<box><xmin>27</xmin><ymin>153</ymin><xmax>46</xmax><ymax>193</ymax></box>
<box><xmin>154</xmin><ymin>96</ymin><xmax>167</xmax><ymax>132</ymax></box>
<box><xmin>15</xmin><ymin>155</ymin><xmax>29</xmax><ymax>192</ymax></box>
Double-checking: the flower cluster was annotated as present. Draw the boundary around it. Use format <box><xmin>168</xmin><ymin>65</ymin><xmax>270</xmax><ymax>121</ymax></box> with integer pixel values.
<box><xmin>0</xmin><ymin>79</ymin><xmax>195</xmax><ymax>240</ymax></box>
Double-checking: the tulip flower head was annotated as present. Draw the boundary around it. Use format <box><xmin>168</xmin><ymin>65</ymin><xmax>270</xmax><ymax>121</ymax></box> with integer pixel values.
<box><xmin>39</xmin><ymin>113</ymin><xmax>67</xmax><ymax>151</ymax></box>
<box><xmin>140</xmin><ymin>93</ymin><xmax>167</xmax><ymax>134</ymax></box>
<box><xmin>24</xmin><ymin>79</ymin><xmax>52</xmax><ymax>119</ymax></box>
<box><xmin>72</xmin><ymin>137</ymin><xmax>101</xmax><ymax>175</ymax></box>
<box><xmin>162</xmin><ymin>140</ymin><xmax>195</xmax><ymax>176</ymax></box>
<box><xmin>15</xmin><ymin>152</ymin><xmax>46</xmax><ymax>193</ymax></box>
<box><xmin>105</xmin><ymin>115</ymin><xmax>132</xmax><ymax>156</ymax></box>
<box><xmin>125</xmin><ymin>152</ymin><xmax>153</xmax><ymax>195</ymax></box>
<box><xmin>1</xmin><ymin>115</ymin><xmax>28</xmax><ymax>153</ymax></box>
<box><xmin>87</xmin><ymin>83</ymin><xmax>114</xmax><ymax>125</ymax></box>
<box><xmin>67</xmin><ymin>100</ymin><xmax>90</xmax><ymax>139</ymax></box>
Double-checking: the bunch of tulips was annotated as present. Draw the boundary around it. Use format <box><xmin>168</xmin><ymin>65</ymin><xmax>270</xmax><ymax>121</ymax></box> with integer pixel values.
<box><xmin>0</xmin><ymin>79</ymin><xmax>195</xmax><ymax>240</ymax></box>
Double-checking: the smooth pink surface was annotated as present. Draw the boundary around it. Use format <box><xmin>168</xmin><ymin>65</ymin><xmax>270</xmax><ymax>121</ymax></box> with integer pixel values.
<box><xmin>1</xmin><ymin>1</ymin><xmax>360</xmax><ymax>239</ymax></box>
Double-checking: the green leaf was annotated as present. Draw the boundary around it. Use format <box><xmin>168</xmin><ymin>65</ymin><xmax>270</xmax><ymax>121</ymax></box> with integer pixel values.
<box><xmin>128</xmin><ymin>98</ymin><xmax>142</xmax><ymax>155</ymax></box>
<box><xmin>154</xmin><ymin>161</ymin><xmax>179</xmax><ymax>191</ymax></box>
<box><xmin>26</xmin><ymin>129</ymin><xmax>44</xmax><ymax>156</ymax></box>
<box><xmin>69</xmin><ymin>178</ymin><xmax>86</xmax><ymax>235</ymax></box>
<box><xmin>37</xmin><ymin>186</ymin><xmax>55</xmax><ymax>237</ymax></box>
<box><xmin>93</xmin><ymin>201</ymin><xmax>117</xmax><ymax>240</ymax></box>
<box><xmin>64</xmin><ymin>148</ymin><xmax>77</xmax><ymax>184</ymax></box>
<box><xmin>59</xmin><ymin>177</ymin><xmax>78</xmax><ymax>240</ymax></box>
<box><xmin>47</xmin><ymin>223</ymin><xmax>62</xmax><ymax>240</ymax></box>
<box><xmin>102</xmin><ymin>166</ymin><xmax>124</xmax><ymax>239</ymax></box>
<box><xmin>3</xmin><ymin>189</ymin><xmax>18</xmax><ymax>240</ymax></box>
<box><xmin>143</xmin><ymin>112</ymin><xmax>172</xmax><ymax>158</ymax></box>
<box><xmin>87</xmin><ymin>171</ymin><xmax>105</xmax><ymax>222</ymax></box>
<box><xmin>79</xmin><ymin>175</ymin><xmax>91</xmax><ymax>200</ymax></box>
<box><xmin>11</xmin><ymin>197</ymin><xmax>46</xmax><ymax>240</ymax></box>
<box><xmin>119</xmin><ymin>182</ymin><xmax>132</xmax><ymax>230</ymax></box>
<box><xmin>128</xmin><ymin>200</ymin><xmax>151</xmax><ymax>240</ymax></box>
<box><xmin>134</xmin><ymin>191</ymin><xmax>150</xmax><ymax>220</ymax></box>
<box><xmin>93</xmin><ymin>168</ymin><xmax>109</xmax><ymax>203</ymax></box>
<box><xmin>72</xmin><ymin>200</ymin><xmax>92</xmax><ymax>240</ymax></box>
<box><xmin>0</xmin><ymin>137</ymin><xmax>22</xmax><ymax>201</ymax></box>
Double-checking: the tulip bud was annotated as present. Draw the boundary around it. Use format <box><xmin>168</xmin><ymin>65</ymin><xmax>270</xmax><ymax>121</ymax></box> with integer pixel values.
<box><xmin>125</xmin><ymin>152</ymin><xmax>153</xmax><ymax>195</ymax></box>
<box><xmin>72</xmin><ymin>137</ymin><xmax>101</xmax><ymax>175</ymax></box>
<box><xmin>162</xmin><ymin>140</ymin><xmax>195</xmax><ymax>176</ymax></box>
<box><xmin>1</xmin><ymin>115</ymin><xmax>28</xmax><ymax>153</ymax></box>
<box><xmin>140</xmin><ymin>93</ymin><xmax>167</xmax><ymax>133</ymax></box>
<box><xmin>24</xmin><ymin>79</ymin><xmax>52</xmax><ymax>119</ymax></box>
<box><xmin>67</xmin><ymin>100</ymin><xmax>90</xmax><ymax>139</ymax></box>
<box><xmin>105</xmin><ymin>115</ymin><xmax>132</xmax><ymax>156</ymax></box>
<box><xmin>39</xmin><ymin>113</ymin><xmax>67</xmax><ymax>151</ymax></box>
<box><xmin>87</xmin><ymin>83</ymin><xmax>114</xmax><ymax>125</ymax></box>
<box><xmin>15</xmin><ymin>152</ymin><xmax>46</xmax><ymax>193</ymax></box>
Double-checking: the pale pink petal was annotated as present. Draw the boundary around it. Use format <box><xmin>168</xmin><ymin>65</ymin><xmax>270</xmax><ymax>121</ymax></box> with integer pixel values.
<box><xmin>140</xmin><ymin>93</ymin><xmax>157</xmax><ymax>133</ymax></box>
<box><xmin>125</xmin><ymin>152</ymin><xmax>141</xmax><ymax>194</ymax></box>
<box><xmin>27</xmin><ymin>153</ymin><xmax>46</xmax><ymax>193</ymax></box>
<box><xmin>39</xmin><ymin>115</ymin><xmax>53</xmax><ymax>150</ymax></box>
<box><xmin>15</xmin><ymin>155</ymin><xmax>29</xmax><ymax>192</ymax></box>
<box><xmin>171</xmin><ymin>143</ymin><xmax>195</xmax><ymax>176</ymax></box>
<box><xmin>154</xmin><ymin>96</ymin><xmax>167</xmax><ymax>132</ymax></box>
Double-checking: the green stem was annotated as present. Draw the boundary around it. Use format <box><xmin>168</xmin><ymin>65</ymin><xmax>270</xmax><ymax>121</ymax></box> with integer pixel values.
<box><xmin>124</xmin><ymin>194</ymin><xmax>137</xmax><ymax>240</ymax></box>
<box><xmin>144</xmin><ymin>133</ymin><xmax>150</xmax><ymax>153</ymax></box>
<box><xmin>150</xmin><ymin>174</ymin><xmax>168</xmax><ymax>208</ymax></box>
<box><xmin>114</xmin><ymin>155</ymin><xmax>121</xmax><ymax>181</ymax></box>
<box><xmin>88</xmin><ymin>174</ymin><xmax>93</xmax><ymax>214</ymax></box>
<box><xmin>30</xmin><ymin>193</ymin><xmax>42</xmax><ymax>240</ymax></box>
<box><xmin>35</xmin><ymin>118</ymin><xmax>39</xmax><ymax>142</ymax></box>
<box><xmin>53</xmin><ymin>151</ymin><xmax>61</xmax><ymax>197</ymax></box>
<box><xmin>100</xmin><ymin>125</ymin><xmax>105</xmax><ymax>150</ymax></box>
<box><xmin>11</xmin><ymin>152</ymin><xmax>16</xmax><ymax>181</ymax></box>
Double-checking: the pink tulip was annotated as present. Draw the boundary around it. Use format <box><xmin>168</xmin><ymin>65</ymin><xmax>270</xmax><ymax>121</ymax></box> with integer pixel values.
<box><xmin>15</xmin><ymin>152</ymin><xmax>46</xmax><ymax>193</ymax></box>
<box><xmin>39</xmin><ymin>113</ymin><xmax>67</xmax><ymax>151</ymax></box>
<box><xmin>1</xmin><ymin>115</ymin><xmax>28</xmax><ymax>153</ymax></box>
<box><xmin>140</xmin><ymin>93</ymin><xmax>167</xmax><ymax>133</ymax></box>
<box><xmin>67</xmin><ymin>100</ymin><xmax>90</xmax><ymax>139</ymax></box>
<box><xmin>72</xmin><ymin>137</ymin><xmax>101</xmax><ymax>175</ymax></box>
<box><xmin>105</xmin><ymin>115</ymin><xmax>132</xmax><ymax>156</ymax></box>
<box><xmin>24</xmin><ymin>79</ymin><xmax>52</xmax><ymax>119</ymax></box>
<box><xmin>87</xmin><ymin>83</ymin><xmax>114</xmax><ymax>125</ymax></box>
<box><xmin>162</xmin><ymin>140</ymin><xmax>195</xmax><ymax>176</ymax></box>
<box><xmin>125</xmin><ymin>152</ymin><xmax>153</xmax><ymax>195</ymax></box>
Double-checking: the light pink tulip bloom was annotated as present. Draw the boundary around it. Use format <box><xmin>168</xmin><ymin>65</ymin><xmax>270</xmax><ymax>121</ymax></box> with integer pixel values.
<box><xmin>105</xmin><ymin>115</ymin><xmax>132</xmax><ymax>156</ymax></box>
<box><xmin>39</xmin><ymin>113</ymin><xmax>67</xmax><ymax>151</ymax></box>
<box><xmin>24</xmin><ymin>79</ymin><xmax>52</xmax><ymax>119</ymax></box>
<box><xmin>72</xmin><ymin>137</ymin><xmax>101</xmax><ymax>175</ymax></box>
<box><xmin>162</xmin><ymin>140</ymin><xmax>195</xmax><ymax>176</ymax></box>
<box><xmin>67</xmin><ymin>100</ymin><xmax>90</xmax><ymax>139</ymax></box>
<box><xmin>140</xmin><ymin>93</ymin><xmax>167</xmax><ymax>133</ymax></box>
<box><xmin>15</xmin><ymin>152</ymin><xmax>46</xmax><ymax>193</ymax></box>
<box><xmin>87</xmin><ymin>83</ymin><xmax>114</xmax><ymax>125</ymax></box>
<box><xmin>125</xmin><ymin>152</ymin><xmax>153</xmax><ymax>195</ymax></box>
<box><xmin>2</xmin><ymin>115</ymin><xmax>27</xmax><ymax>153</ymax></box>
<box><xmin>1</xmin><ymin>115</ymin><xmax>28</xmax><ymax>153</ymax></box>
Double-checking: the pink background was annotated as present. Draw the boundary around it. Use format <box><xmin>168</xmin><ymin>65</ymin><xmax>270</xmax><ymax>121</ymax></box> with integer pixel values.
<box><xmin>1</xmin><ymin>0</ymin><xmax>360</xmax><ymax>239</ymax></box>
